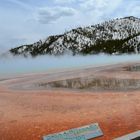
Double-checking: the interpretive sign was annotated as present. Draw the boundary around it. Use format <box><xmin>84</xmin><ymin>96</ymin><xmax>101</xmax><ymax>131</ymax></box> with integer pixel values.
<box><xmin>114</xmin><ymin>130</ymin><xmax>140</xmax><ymax>140</ymax></box>
<box><xmin>43</xmin><ymin>123</ymin><xmax>103</xmax><ymax>140</ymax></box>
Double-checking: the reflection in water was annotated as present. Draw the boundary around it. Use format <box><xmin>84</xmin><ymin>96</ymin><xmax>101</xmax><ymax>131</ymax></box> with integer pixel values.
<box><xmin>126</xmin><ymin>65</ymin><xmax>140</xmax><ymax>72</ymax></box>
<box><xmin>38</xmin><ymin>76</ymin><xmax>140</xmax><ymax>91</ymax></box>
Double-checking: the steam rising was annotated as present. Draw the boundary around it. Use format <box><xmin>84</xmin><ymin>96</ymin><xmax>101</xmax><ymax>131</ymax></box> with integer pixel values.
<box><xmin>0</xmin><ymin>54</ymin><xmax>140</xmax><ymax>78</ymax></box>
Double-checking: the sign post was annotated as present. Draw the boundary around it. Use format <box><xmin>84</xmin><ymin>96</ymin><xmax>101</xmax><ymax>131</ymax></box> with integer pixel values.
<box><xmin>43</xmin><ymin>123</ymin><xmax>103</xmax><ymax>140</ymax></box>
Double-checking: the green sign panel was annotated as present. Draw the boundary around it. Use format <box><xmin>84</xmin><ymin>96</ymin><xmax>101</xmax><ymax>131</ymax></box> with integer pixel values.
<box><xmin>43</xmin><ymin>123</ymin><xmax>103</xmax><ymax>140</ymax></box>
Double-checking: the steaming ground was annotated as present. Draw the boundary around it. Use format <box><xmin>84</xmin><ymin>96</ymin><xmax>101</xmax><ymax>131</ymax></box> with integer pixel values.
<box><xmin>0</xmin><ymin>62</ymin><xmax>140</xmax><ymax>140</ymax></box>
<box><xmin>1</xmin><ymin>54</ymin><xmax>140</xmax><ymax>78</ymax></box>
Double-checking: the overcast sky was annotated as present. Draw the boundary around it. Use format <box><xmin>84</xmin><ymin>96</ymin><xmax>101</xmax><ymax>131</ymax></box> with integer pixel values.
<box><xmin>0</xmin><ymin>0</ymin><xmax>140</xmax><ymax>53</ymax></box>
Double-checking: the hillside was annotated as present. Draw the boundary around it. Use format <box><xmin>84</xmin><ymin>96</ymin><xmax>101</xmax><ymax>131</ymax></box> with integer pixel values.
<box><xmin>10</xmin><ymin>16</ymin><xmax>140</xmax><ymax>57</ymax></box>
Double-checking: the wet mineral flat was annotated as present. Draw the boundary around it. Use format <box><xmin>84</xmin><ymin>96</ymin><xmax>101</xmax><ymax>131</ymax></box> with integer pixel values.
<box><xmin>43</xmin><ymin>123</ymin><xmax>103</xmax><ymax>140</ymax></box>
<box><xmin>114</xmin><ymin>130</ymin><xmax>140</xmax><ymax>140</ymax></box>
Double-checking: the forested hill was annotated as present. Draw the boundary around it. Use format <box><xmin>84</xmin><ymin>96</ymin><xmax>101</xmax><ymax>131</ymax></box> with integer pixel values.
<box><xmin>10</xmin><ymin>16</ymin><xmax>140</xmax><ymax>57</ymax></box>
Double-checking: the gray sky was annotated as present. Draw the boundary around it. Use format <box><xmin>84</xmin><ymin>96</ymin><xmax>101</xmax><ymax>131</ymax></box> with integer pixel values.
<box><xmin>0</xmin><ymin>0</ymin><xmax>140</xmax><ymax>53</ymax></box>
